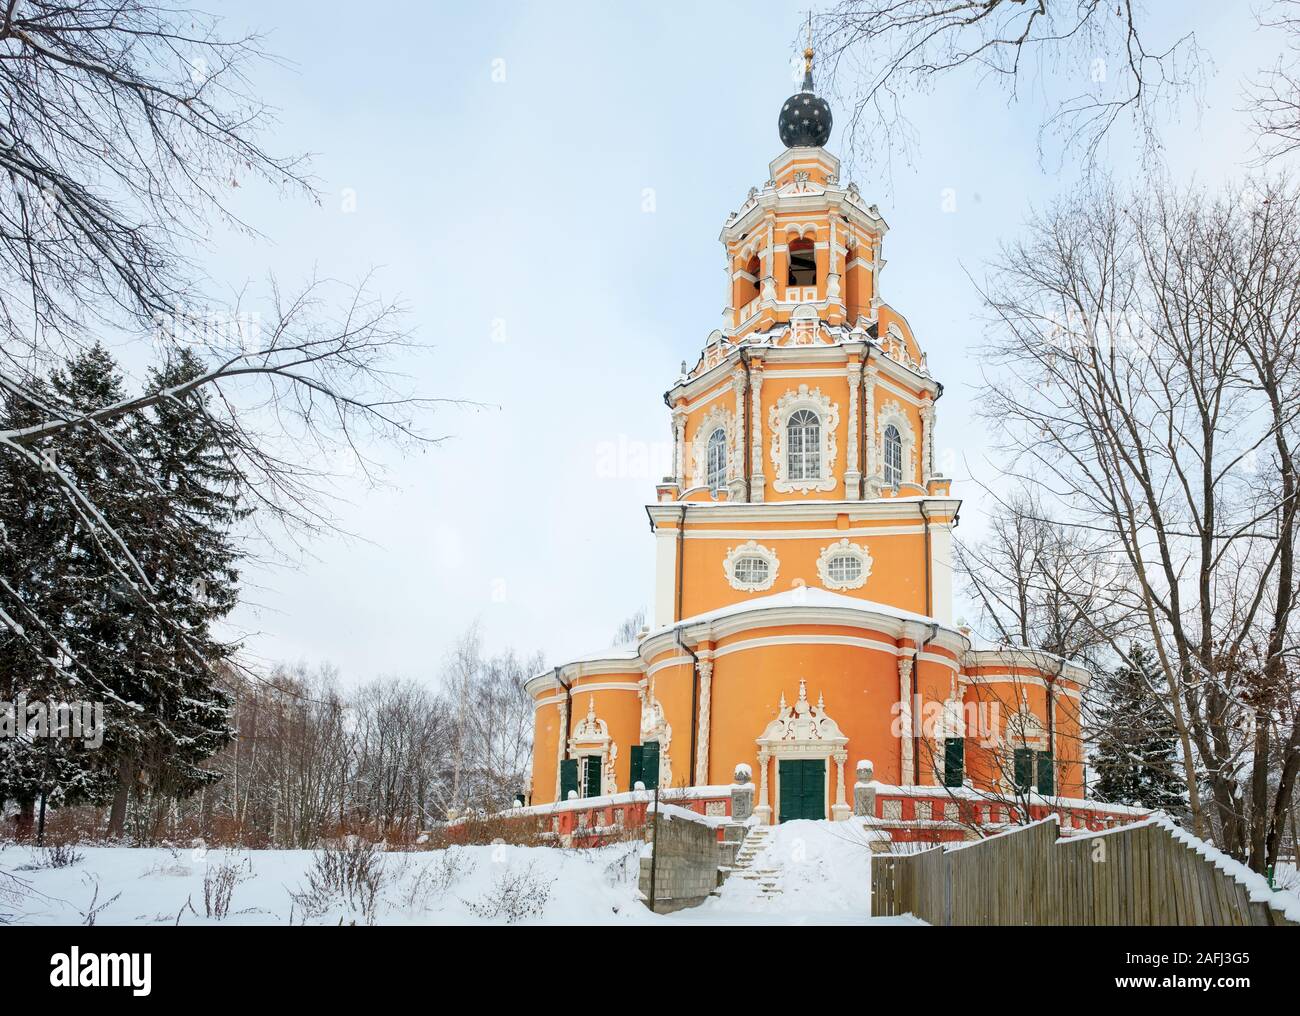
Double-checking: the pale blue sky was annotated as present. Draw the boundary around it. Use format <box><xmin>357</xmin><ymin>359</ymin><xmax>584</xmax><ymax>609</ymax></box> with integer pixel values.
<box><xmin>197</xmin><ymin>1</ymin><xmax>1286</xmax><ymax>683</ymax></box>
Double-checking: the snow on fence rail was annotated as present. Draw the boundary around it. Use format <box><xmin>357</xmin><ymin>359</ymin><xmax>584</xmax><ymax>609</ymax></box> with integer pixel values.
<box><xmin>871</xmin><ymin>814</ymin><xmax>1300</xmax><ymax>926</ymax></box>
<box><xmin>438</xmin><ymin>787</ymin><xmax>734</xmax><ymax>848</ymax></box>
<box><xmin>859</xmin><ymin>782</ymin><xmax>1148</xmax><ymax>844</ymax></box>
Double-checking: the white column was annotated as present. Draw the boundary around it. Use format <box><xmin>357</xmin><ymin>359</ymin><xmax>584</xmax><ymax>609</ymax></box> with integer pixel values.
<box><xmin>755</xmin><ymin>749</ymin><xmax>772</xmax><ymax>823</ymax></box>
<box><xmin>920</xmin><ymin>400</ymin><xmax>935</xmax><ymax>481</ymax></box>
<box><xmin>653</xmin><ymin>526</ymin><xmax>677</xmax><ymax>626</ymax></box>
<box><xmin>695</xmin><ymin>657</ymin><xmax>713</xmax><ymax>784</ymax></box>
<box><xmin>898</xmin><ymin>656</ymin><xmax>914</xmax><ymax>786</ymax></box>
<box><xmin>554</xmin><ymin>696</ymin><xmax>568</xmax><ymax>800</ymax></box>
<box><xmin>929</xmin><ymin>523</ymin><xmax>954</xmax><ymax>625</ymax></box>
<box><xmin>832</xmin><ymin>750</ymin><xmax>851</xmax><ymax>820</ymax></box>
<box><xmin>827</xmin><ymin>218</ymin><xmax>842</xmax><ymax>304</ymax></box>
<box><xmin>672</xmin><ymin>407</ymin><xmax>687</xmax><ymax>487</ymax></box>
<box><xmin>750</xmin><ymin>361</ymin><xmax>765</xmax><ymax>502</ymax></box>
<box><xmin>864</xmin><ymin>363</ymin><xmax>879</xmax><ymax>497</ymax></box>
<box><xmin>730</xmin><ymin>372</ymin><xmax>746</xmax><ymax>500</ymax></box>
<box><xmin>845</xmin><ymin>361</ymin><xmax>862</xmax><ymax>500</ymax></box>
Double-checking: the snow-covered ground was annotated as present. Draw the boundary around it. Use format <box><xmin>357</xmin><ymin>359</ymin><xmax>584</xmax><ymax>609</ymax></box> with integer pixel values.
<box><xmin>679</xmin><ymin>819</ymin><xmax>915</xmax><ymax>925</ymax></box>
<box><xmin>1</xmin><ymin>823</ymin><xmax>920</xmax><ymax>926</ymax></box>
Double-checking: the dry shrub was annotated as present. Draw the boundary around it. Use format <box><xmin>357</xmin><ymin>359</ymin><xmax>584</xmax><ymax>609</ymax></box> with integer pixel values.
<box><xmin>203</xmin><ymin>854</ymin><xmax>252</xmax><ymax>919</ymax></box>
<box><xmin>463</xmin><ymin>861</ymin><xmax>550</xmax><ymax>923</ymax></box>
<box><xmin>17</xmin><ymin>843</ymin><xmax>85</xmax><ymax>870</ymax></box>
<box><xmin>425</xmin><ymin>811</ymin><xmax>551</xmax><ymax>849</ymax></box>
<box><xmin>393</xmin><ymin>847</ymin><xmax>472</xmax><ymax>913</ymax></box>
<box><xmin>289</xmin><ymin>838</ymin><xmax>387</xmax><ymax>924</ymax></box>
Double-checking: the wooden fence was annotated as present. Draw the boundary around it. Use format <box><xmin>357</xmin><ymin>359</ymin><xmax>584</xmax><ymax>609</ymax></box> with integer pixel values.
<box><xmin>871</xmin><ymin>814</ymin><xmax>1300</xmax><ymax>926</ymax></box>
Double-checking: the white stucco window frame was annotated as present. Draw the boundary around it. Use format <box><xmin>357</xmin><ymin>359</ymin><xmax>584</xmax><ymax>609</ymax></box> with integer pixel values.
<box><xmin>689</xmin><ymin>403</ymin><xmax>736</xmax><ymax>491</ymax></box>
<box><xmin>768</xmin><ymin>384</ymin><xmax>840</xmax><ymax>494</ymax></box>
<box><xmin>816</xmin><ymin>538</ymin><xmax>873</xmax><ymax>591</ymax></box>
<box><xmin>876</xmin><ymin>398</ymin><xmax>917</xmax><ymax>490</ymax></box>
<box><xmin>568</xmin><ymin>696</ymin><xmax>620</xmax><ymax>796</ymax></box>
<box><xmin>723</xmin><ymin>540</ymin><xmax>779</xmax><ymax>592</ymax></box>
<box><xmin>722</xmin><ymin>545</ymin><xmax>780</xmax><ymax>592</ymax></box>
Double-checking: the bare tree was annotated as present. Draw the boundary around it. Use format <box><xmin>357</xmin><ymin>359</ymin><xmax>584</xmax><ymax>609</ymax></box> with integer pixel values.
<box><xmin>1250</xmin><ymin>1</ymin><xmax>1300</xmax><ymax>163</ymax></box>
<box><xmin>437</xmin><ymin>625</ymin><xmax>538</xmax><ymax>814</ymax></box>
<box><xmin>814</xmin><ymin>0</ymin><xmax>1207</xmax><ymax>173</ymax></box>
<box><xmin>0</xmin><ymin>4</ymin><xmax>459</xmax><ymax>749</ymax></box>
<box><xmin>975</xmin><ymin>175</ymin><xmax>1300</xmax><ymax>870</ymax></box>
<box><xmin>613</xmin><ymin>608</ymin><xmax>646</xmax><ymax>646</ymax></box>
<box><xmin>956</xmin><ymin>493</ymin><xmax>1129</xmax><ymax>666</ymax></box>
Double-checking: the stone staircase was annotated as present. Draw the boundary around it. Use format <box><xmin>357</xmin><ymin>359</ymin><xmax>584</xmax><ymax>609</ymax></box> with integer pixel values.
<box><xmin>713</xmin><ymin>825</ymin><xmax>780</xmax><ymax>899</ymax></box>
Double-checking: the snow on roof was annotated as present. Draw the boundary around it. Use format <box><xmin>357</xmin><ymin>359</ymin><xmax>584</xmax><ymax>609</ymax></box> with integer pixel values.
<box><xmin>527</xmin><ymin>588</ymin><xmax>951</xmax><ymax>686</ymax></box>
<box><xmin>649</xmin><ymin>586</ymin><xmax>947</xmax><ymax>633</ymax></box>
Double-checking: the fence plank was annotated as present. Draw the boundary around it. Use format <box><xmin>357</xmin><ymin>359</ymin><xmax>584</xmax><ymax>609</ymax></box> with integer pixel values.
<box><xmin>873</xmin><ymin>817</ymin><xmax>1296</xmax><ymax>926</ymax></box>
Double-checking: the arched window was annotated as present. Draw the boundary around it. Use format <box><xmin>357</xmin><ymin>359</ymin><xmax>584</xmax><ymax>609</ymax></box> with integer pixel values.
<box><xmin>744</xmin><ymin>254</ymin><xmax>761</xmax><ymax>302</ymax></box>
<box><xmin>787</xmin><ymin>409</ymin><xmax>821</xmax><ymax>481</ymax></box>
<box><xmin>883</xmin><ymin>424</ymin><xmax>903</xmax><ymax>489</ymax></box>
<box><xmin>705</xmin><ymin>428</ymin><xmax>727</xmax><ymax>492</ymax></box>
<box><xmin>787</xmin><ymin>237</ymin><xmax>817</xmax><ymax>287</ymax></box>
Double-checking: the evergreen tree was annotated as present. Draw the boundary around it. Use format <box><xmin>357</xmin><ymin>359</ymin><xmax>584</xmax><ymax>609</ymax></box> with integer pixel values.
<box><xmin>0</xmin><ymin>348</ymin><xmax>135</xmax><ymax>825</ymax></box>
<box><xmin>129</xmin><ymin>348</ymin><xmax>242</xmax><ymax>803</ymax></box>
<box><xmin>0</xmin><ymin>346</ymin><xmax>240</xmax><ymax>837</ymax></box>
<box><xmin>1092</xmin><ymin>644</ymin><xmax>1186</xmax><ymax>812</ymax></box>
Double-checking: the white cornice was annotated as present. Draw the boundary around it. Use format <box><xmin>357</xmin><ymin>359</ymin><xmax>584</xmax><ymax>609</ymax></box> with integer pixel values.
<box><xmin>638</xmin><ymin>604</ymin><xmax>966</xmax><ymax>660</ymax></box>
<box><xmin>645</xmin><ymin>497</ymin><xmax>961</xmax><ymax>527</ymax></box>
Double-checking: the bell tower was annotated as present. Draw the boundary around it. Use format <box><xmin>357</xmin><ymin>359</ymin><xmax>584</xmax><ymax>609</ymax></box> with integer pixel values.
<box><xmin>649</xmin><ymin>45</ymin><xmax>955</xmax><ymax>628</ymax></box>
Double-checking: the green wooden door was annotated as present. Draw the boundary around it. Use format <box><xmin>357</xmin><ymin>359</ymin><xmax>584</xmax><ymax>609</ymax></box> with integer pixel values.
<box><xmin>778</xmin><ymin>758</ymin><xmax>825</xmax><ymax>822</ymax></box>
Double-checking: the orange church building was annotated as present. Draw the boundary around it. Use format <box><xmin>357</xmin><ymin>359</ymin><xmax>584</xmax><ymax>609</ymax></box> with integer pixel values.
<box><xmin>522</xmin><ymin>50</ymin><xmax>1100</xmax><ymax>832</ymax></box>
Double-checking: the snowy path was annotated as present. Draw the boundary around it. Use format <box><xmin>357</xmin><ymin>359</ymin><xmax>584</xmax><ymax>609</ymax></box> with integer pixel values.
<box><xmin>669</xmin><ymin>819</ymin><xmax>923</xmax><ymax>926</ymax></box>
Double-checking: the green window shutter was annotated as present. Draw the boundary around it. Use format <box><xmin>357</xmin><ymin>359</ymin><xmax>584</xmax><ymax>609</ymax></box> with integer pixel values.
<box><xmin>629</xmin><ymin>745</ymin><xmax>643</xmax><ymax>789</ymax></box>
<box><xmin>1036</xmin><ymin>751</ymin><xmax>1055</xmax><ymax>796</ymax></box>
<box><xmin>641</xmin><ymin>741</ymin><xmax>660</xmax><ymax>790</ymax></box>
<box><xmin>584</xmin><ymin>755</ymin><xmax>603</xmax><ymax>798</ymax></box>
<box><xmin>1013</xmin><ymin>748</ymin><xmax>1033</xmax><ymax>792</ymax></box>
<box><xmin>559</xmin><ymin>758</ymin><xmax>579</xmax><ymax>801</ymax></box>
<box><xmin>944</xmin><ymin>737</ymin><xmax>965</xmax><ymax>788</ymax></box>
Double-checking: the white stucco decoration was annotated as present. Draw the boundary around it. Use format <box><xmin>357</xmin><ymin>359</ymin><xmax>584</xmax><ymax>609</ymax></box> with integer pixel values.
<box><xmin>688</xmin><ymin>403</ymin><xmax>735</xmax><ymax>490</ymax></box>
<box><xmin>769</xmin><ymin>384</ymin><xmax>840</xmax><ymax>494</ymax></box>
<box><xmin>723</xmin><ymin>540</ymin><xmax>779</xmax><ymax>592</ymax></box>
<box><xmin>816</xmin><ymin>538</ymin><xmax>873</xmax><ymax>591</ymax></box>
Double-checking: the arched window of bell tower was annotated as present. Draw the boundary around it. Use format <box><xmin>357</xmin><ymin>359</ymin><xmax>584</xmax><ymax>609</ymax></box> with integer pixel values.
<box><xmin>787</xmin><ymin>237</ymin><xmax>817</xmax><ymax>288</ymax></box>
<box><xmin>743</xmin><ymin>254</ymin><xmax>761</xmax><ymax>302</ymax></box>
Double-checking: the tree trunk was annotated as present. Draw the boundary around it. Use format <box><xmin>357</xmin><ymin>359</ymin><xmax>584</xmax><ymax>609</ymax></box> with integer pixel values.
<box><xmin>14</xmin><ymin>797</ymin><xmax>35</xmax><ymax>841</ymax></box>
<box><xmin>106</xmin><ymin>759</ymin><xmax>133</xmax><ymax>838</ymax></box>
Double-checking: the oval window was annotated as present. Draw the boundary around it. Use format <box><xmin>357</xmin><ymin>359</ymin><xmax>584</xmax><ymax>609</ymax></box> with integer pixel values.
<box><xmin>827</xmin><ymin>554</ymin><xmax>862</xmax><ymax>584</ymax></box>
<box><xmin>733</xmin><ymin>556</ymin><xmax>770</xmax><ymax>586</ymax></box>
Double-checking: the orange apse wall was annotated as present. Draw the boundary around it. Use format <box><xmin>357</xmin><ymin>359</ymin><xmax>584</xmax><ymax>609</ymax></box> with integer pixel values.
<box><xmin>702</xmin><ymin>626</ymin><xmax>905</xmax><ymax>786</ymax></box>
<box><xmin>530</xmin><ymin>676</ymin><xmax>642</xmax><ymax>802</ymax></box>
<box><xmin>674</xmin><ymin>529</ymin><xmax>929</xmax><ymax>620</ymax></box>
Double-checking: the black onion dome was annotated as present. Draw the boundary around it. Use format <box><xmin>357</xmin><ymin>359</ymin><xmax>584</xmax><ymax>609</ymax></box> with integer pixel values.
<box><xmin>779</xmin><ymin>48</ymin><xmax>832</xmax><ymax>148</ymax></box>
